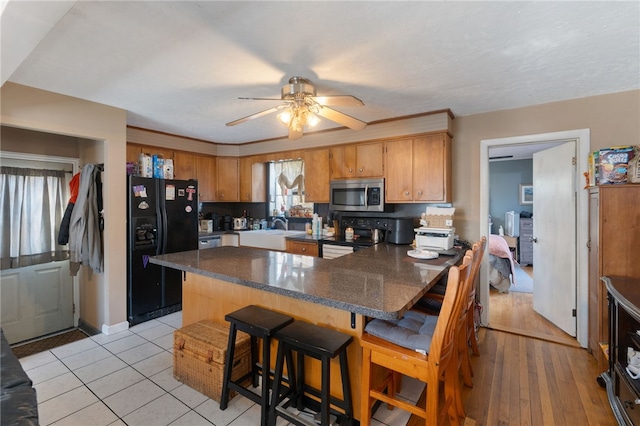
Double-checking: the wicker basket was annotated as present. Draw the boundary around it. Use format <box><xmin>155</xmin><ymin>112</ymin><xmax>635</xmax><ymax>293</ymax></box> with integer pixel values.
<box><xmin>173</xmin><ymin>320</ymin><xmax>251</xmax><ymax>402</ymax></box>
<box><xmin>425</xmin><ymin>214</ymin><xmax>454</xmax><ymax>228</ymax></box>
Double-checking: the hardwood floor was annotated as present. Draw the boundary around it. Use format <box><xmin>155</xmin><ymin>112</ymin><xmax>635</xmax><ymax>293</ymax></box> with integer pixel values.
<box><xmin>407</xmin><ymin>328</ymin><xmax>615</xmax><ymax>425</ymax></box>
<box><xmin>405</xmin><ymin>266</ymin><xmax>615</xmax><ymax>425</ymax></box>
<box><xmin>488</xmin><ymin>265</ymin><xmax>578</xmax><ymax>347</ymax></box>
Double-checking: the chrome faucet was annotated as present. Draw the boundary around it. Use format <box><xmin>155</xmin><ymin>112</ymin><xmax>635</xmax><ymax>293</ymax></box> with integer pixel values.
<box><xmin>272</xmin><ymin>217</ymin><xmax>288</xmax><ymax>231</ymax></box>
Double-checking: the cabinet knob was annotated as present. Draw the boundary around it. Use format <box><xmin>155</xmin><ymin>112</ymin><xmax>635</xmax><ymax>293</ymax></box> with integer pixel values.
<box><xmin>301</xmin><ymin>247</ymin><xmax>306</xmax><ymax>252</ymax></box>
<box><xmin>359</xmin><ymin>168</ymin><xmax>364</xmax><ymax>172</ymax></box>
<box><xmin>404</xmin><ymin>191</ymin><xmax>410</xmax><ymax>196</ymax></box>
<box><xmin>416</xmin><ymin>190</ymin><xmax>422</xmax><ymax>195</ymax></box>
<box><xmin>349</xmin><ymin>168</ymin><xmax>353</xmax><ymax>173</ymax></box>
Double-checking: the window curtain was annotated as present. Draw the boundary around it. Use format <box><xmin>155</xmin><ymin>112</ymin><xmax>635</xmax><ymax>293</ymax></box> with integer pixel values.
<box><xmin>0</xmin><ymin>167</ymin><xmax>69</xmax><ymax>269</ymax></box>
<box><xmin>271</xmin><ymin>160</ymin><xmax>305</xmax><ymax>214</ymax></box>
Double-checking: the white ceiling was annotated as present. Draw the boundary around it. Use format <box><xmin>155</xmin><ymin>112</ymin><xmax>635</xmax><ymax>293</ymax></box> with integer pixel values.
<box><xmin>2</xmin><ymin>1</ymin><xmax>639</xmax><ymax>145</ymax></box>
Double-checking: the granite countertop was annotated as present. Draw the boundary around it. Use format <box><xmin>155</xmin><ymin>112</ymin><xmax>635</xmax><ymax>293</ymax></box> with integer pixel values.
<box><xmin>150</xmin><ymin>244</ymin><xmax>463</xmax><ymax>320</ymax></box>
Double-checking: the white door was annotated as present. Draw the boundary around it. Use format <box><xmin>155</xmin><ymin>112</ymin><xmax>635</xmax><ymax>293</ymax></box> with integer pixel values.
<box><xmin>532</xmin><ymin>142</ymin><xmax>576</xmax><ymax>336</ymax></box>
<box><xmin>1</xmin><ymin>261</ymin><xmax>74</xmax><ymax>344</ymax></box>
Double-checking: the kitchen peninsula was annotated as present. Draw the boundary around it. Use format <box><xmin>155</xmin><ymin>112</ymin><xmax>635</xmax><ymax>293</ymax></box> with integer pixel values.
<box><xmin>150</xmin><ymin>244</ymin><xmax>462</xmax><ymax>419</ymax></box>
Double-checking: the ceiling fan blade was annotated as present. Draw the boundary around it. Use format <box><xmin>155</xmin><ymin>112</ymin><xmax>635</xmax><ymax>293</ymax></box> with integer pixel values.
<box><xmin>316</xmin><ymin>106</ymin><xmax>367</xmax><ymax>131</ymax></box>
<box><xmin>288</xmin><ymin>127</ymin><xmax>303</xmax><ymax>140</ymax></box>
<box><xmin>226</xmin><ymin>106</ymin><xmax>283</xmax><ymax>126</ymax></box>
<box><xmin>312</xmin><ymin>95</ymin><xmax>364</xmax><ymax>107</ymax></box>
<box><xmin>238</xmin><ymin>97</ymin><xmax>283</xmax><ymax>101</ymax></box>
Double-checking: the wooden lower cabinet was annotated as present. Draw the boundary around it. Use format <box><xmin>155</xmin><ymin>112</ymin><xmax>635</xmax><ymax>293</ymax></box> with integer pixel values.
<box><xmin>588</xmin><ymin>185</ymin><xmax>640</xmax><ymax>371</ymax></box>
<box><xmin>286</xmin><ymin>239</ymin><xmax>319</xmax><ymax>256</ymax></box>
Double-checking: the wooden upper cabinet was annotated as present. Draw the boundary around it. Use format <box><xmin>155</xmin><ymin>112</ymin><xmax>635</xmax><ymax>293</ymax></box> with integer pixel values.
<box><xmin>196</xmin><ymin>155</ymin><xmax>216</xmax><ymax>202</ymax></box>
<box><xmin>216</xmin><ymin>156</ymin><xmax>239</xmax><ymax>201</ymax></box>
<box><xmin>355</xmin><ymin>142</ymin><xmax>384</xmax><ymax>177</ymax></box>
<box><xmin>173</xmin><ymin>151</ymin><xmax>198</xmax><ymax>180</ymax></box>
<box><xmin>384</xmin><ymin>133</ymin><xmax>451</xmax><ymax>203</ymax></box>
<box><xmin>384</xmin><ymin>138</ymin><xmax>414</xmax><ymax>202</ymax></box>
<box><xmin>126</xmin><ymin>144</ymin><xmax>175</xmax><ymax>164</ymax></box>
<box><xmin>330</xmin><ymin>142</ymin><xmax>383</xmax><ymax>179</ymax></box>
<box><xmin>330</xmin><ymin>145</ymin><xmax>357</xmax><ymax>179</ymax></box>
<box><xmin>240</xmin><ymin>155</ymin><xmax>266</xmax><ymax>202</ymax></box>
<box><xmin>303</xmin><ymin>148</ymin><xmax>330</xmax><ymax>203</ymax></box>
<box><xmin>412</xmin><ymin>134</ymin><xmax>451</xmax><ymax>202</ymax></box>
<box><xmin>126</xmin><ymin>144</ymin><xmax>142</xmax><ymax>163</ymax></box>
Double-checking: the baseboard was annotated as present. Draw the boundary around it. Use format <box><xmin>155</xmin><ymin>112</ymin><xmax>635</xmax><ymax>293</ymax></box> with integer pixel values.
<box><xmin>101</xmin><ymin>321</ymin><xmax>129</xmax><ymax>336</ymax></box>
<box><xmin>77</xmin><ymin>318</ymin><xmax>101</xmax><ymax>336</ymax></box>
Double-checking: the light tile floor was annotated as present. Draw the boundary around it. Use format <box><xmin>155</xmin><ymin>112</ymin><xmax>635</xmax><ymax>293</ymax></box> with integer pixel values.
<box><xmin>20</xmin><ymin>311</ymin><xmax>424</xmax><ymax>425</ymax></box>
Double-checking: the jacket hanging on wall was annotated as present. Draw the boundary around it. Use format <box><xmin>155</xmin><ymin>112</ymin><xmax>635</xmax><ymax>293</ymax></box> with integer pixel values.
<box><xmin>57</xmin><ymin>172</ymin><xmax>80</xmax><ymax>245</ymax></box>
<box><xmin>68</xmin><ymin>163</ymin><xmax>103</xmax><ymax>275</ymax></box>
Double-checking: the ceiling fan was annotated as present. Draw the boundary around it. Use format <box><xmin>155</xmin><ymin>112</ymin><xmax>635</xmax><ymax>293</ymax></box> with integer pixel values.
<box><xmin>226</xmin><ymin>77</ymin><xmax>367</xmax><ymax>140</ymax></box>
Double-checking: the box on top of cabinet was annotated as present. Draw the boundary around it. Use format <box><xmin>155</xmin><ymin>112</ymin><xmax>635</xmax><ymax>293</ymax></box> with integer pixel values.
<box><xmin>598</xmin><ymin>146</ymin><xmax>636</xmax><ymax>185</ymax></box>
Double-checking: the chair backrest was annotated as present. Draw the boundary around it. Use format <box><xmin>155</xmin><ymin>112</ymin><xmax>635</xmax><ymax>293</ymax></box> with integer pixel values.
<box><xmin>466</xmin><ymin>237</ymin><xmax>486</xmax><ymax>302</ymax></box>
<box><xmin>470</xmin><ymin>237</ymin><xmax>487</xmax><ymax>293</ymax></box>
<box><xmin>428</xmin><ymin>253</ymin><xmax>473</xmax><ymax>364</ymax></box>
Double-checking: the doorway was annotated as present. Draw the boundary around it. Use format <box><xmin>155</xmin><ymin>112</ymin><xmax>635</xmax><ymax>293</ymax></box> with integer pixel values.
<box><xmin>479</xmin><ymin>129</ymin><xmax>590</xmax><ymax>348</ymax></box>
<box><xmin>0</xmin><ymin>152</ymin><xmax>79</xmax><ymax>344</ymax></box>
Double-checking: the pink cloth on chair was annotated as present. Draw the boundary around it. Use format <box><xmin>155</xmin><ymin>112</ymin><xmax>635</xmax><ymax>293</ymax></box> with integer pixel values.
<box><xmin>489</xmin><ymin>234</ymin><xmax>516</xmax><ymax>284</ymax></box>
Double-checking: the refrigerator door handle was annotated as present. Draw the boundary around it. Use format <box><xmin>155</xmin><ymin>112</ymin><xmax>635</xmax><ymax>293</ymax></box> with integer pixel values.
<box><xmin>160</xmin><ymin>199</ymin><xmax>169</xmax><ymax>255</ymax></box>
<box><xmin>155</xmin><ymin>180</ymin><xmax>165</xmax><ymax>255</ymax></box>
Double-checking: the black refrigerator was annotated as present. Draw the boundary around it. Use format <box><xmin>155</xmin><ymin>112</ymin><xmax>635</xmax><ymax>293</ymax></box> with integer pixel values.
<box><xmin>127</xmin><ymin>176</ymin><xmax>198</xmax><ymax>325</ymax></box>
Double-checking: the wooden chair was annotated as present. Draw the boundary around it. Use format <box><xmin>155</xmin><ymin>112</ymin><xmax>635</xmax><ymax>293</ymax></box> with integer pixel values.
<box><xmin>360</xmin><ymin>255</ymin><xmax>473</xmax><ymax>426</ymax></box>
<box><xmin>451</xmin><ymin>238</ymin><xmax>486</xmax><ymax>418</ymax></box>
<box><xmin>466</xmin><ymin>237</ymin><xmax>486</xmax><ymax>359</ymax></box>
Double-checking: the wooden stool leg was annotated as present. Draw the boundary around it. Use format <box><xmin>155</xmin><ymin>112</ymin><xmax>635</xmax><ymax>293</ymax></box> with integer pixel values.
<box><xmin>320</xmin><ymin>356</ymin><xmax>331</xmax><ymax>426</ymax></box>
<box><xmin>360</xmin><ymin>346</ymin><xmax>372</xmax><ymax>426</ymax></box>
<box><xmin>251</xmin><ymin>335</ymin><xmax>260</xmax><ymax>387</ymax></box>
<box><xmin>260</xmin><ymin>336</ymin><xmax>271</xmax><ymax>426</ymax></box>
<box><xmin>339</xmin><ymin>351</ymin><xmax>353</xmax><ymax>424</ymax></box>
<box><xmin>268</xmin><ymin>342</ymin><xmax>287</xmax><ymax>426</ymax></box>
<box><xmin>220</xmin><ymin>324</ymin><xmax>237</xmax><ymax>410</ymax></box>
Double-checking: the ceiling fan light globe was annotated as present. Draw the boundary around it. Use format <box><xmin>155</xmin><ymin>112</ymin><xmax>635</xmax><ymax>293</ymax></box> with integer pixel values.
<box><xmin>277</xmin><ymin>110</ymin><xmax>292</xmax><ymax>126</ymax></box>
<box><xmin>307</xmin><ymin>113</ymin><xmax>320</xmax><ymax>127</ymax></box>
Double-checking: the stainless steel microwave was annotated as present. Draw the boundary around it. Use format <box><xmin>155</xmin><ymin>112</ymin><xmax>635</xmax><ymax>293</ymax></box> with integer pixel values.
<box><xmin>329</xmin><ymin>178</ymin><xmax>386</xmax><ymax>212</ymax></box>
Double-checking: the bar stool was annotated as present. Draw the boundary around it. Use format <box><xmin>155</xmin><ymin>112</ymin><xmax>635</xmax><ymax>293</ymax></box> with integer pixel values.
<box><xmin>220</xmin><ymin>305</ymin><xmax>294</xmax><ymax>426</ymax></box>
<box><xmin>269</xmin><ymin>321</ymin><xmax>354</xmax><ymax>426</ymax></box>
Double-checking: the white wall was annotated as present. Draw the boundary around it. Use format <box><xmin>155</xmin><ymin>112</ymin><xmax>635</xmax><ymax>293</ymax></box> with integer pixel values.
<box><xmin>1</xmin><ymin>82</ymin><xmax>128</xmax><ymax>333</ymax></box>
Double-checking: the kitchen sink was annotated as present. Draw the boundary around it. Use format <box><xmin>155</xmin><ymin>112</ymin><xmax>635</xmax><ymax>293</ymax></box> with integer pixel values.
<box><xmin>238</xmin><ymin>229</ymin><xmax>306</xmax><ymax>251</ymax></box>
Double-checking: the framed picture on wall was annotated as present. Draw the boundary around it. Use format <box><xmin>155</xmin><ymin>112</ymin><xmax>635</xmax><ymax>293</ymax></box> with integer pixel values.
<box><xmin>519</xmin><ymin>184</ymin><xmax>533</xmax><ymax>205</ymax></box>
